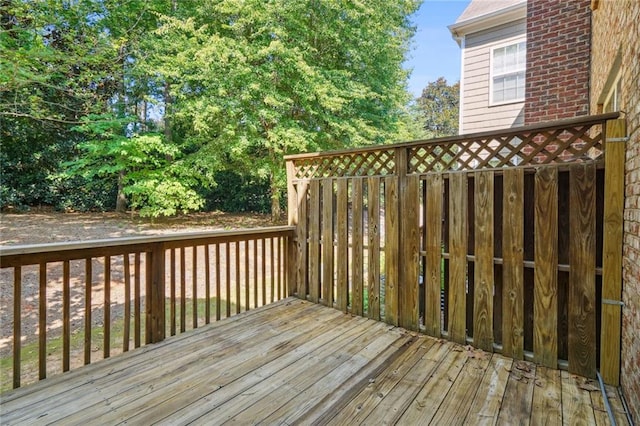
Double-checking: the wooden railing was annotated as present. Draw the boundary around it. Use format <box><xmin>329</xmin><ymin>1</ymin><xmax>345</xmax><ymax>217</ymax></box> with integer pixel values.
<box><xmin>285</xmin><ymin>113</ymin><xmax>626</xmax><ymax>385</ymax></box>
<box><xmin>0</xmin><ymin>226</ymin><xmax>295</xmax><ymax>390</ymax></box>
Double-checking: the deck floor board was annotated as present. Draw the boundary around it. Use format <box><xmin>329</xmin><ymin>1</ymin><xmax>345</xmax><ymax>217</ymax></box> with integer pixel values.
<box><xmin>0</xmin><ymin>298</ymin><xmax>623</xmax><ymax>425</ymax></box>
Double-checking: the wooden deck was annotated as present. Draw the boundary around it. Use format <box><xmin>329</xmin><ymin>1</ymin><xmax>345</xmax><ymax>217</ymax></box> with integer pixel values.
<box><xmin>0</xmin><ymin>298</ymin><xmax>629</xmax><ymax>425</ymax></box>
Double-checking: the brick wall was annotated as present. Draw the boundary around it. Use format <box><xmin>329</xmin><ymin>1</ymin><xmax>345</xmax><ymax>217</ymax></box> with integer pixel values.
<box><xmin>591</xmin><ymin>0</ymin><xmax>640</xmax><ymax>422</ymax></box>
<box><xmin>524</xmin><ymin>0</ymin><xmax>591</xmax><ymax>124</ymax></box>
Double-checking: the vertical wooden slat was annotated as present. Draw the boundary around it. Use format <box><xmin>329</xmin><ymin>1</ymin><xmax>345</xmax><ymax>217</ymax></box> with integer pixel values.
<box><xmin>227</xmin><ymin>241</ymin><xmax>232</xmax><ymax>316</ymax></box>
<box><xmin>244</xmin><ymin>240</ymin><xmax>250</xmax><ymax>310</ymax></box>
<box><xmin>145</xmin><ymin>252</ymin><xmax>152</xmax><ymax>344</ymax></box>
<box><xmin>39</xmin><ymin>262</ymin><xmax>46</xmax><ymax>380</ymax></box>
<box><xmin>277</xmin><ymin>237</ymin><xmax>282</xmax><ymax>300</ymax></box>
<box><xmin>237</xmin><ymin>241</ymin><xmax>242</xmax><ymax>313</ymax></box>
<box><xmin>269</xmin><ymin>238</ymin><xmax>274</xmax><ymax>304</ymax></box>
<box><xmin>170</xmin><ymin>249</ymin><xmax>176</xmax><ymax>335</ymax></box>
<box><xmin>13</xmin><ymin>266</ymin><xmax>21</xmax><ymax>388</ymax></box>
<box><xmin>62</xmin><ymin>260</ymin><xmax>70</xmax><ymax>372</ymax></box>
<box><xmin>180</xmin><ymin>247</ymin><xmax>186</xmax><ymax>331</ymax></box>
<box><xmin>261</xmin><ymin>238</ymin><xmax>266</xmax><ymax>307</ymax></box>
<box><xmin>400</xmin><ymin>174</ymin><xmax>420</xmax><ymax>331</ymax></box>
<box><xmin>216</xmin><ymin>244</ymin><xmax>221</xmax><ymax>320</ymax></box>
<box><xmin>474</xmin><ymin>170</ymin><xmax>494</xmax><ymax>351</ymax></box>
<box><xmin>502</xmin><ymin>168</ymin><xmax>524</xmax><ymax>359</ymax></box>
<box><xmin>384</xmin><ymin>176</ymin><xmax>399</xmax><ymax>326</ymax></box>
<box><xmin>84</xmin><ymin>259</ymin><xmax>92</xmax><ymax>363</ymax></box>
<box><xmin>205</xmin><ymin>246</ymin><xmax>211</xmax><ymax>323</ymax></box>
<box><xmin>123</xmin><ymin>254</ymin><xmax>131</xmax><ymax>351</ymax></box>
<box><xmin>151</xmin><ymin>244</ymin><xmax>165</xmax><ymax>343</ymax></box>
<box><xmin>600</xmin><ymin>119</ymin><xmax>625</xmax><ymax>386</ymax></box>
<box><xmin>352</xmin><ymin>178</ymin><xmax>364</xmax><ymax>315</ymax></box>
<box><xmin>134</xmin><ymin>253</ymin><xmax>141</xmax><ymax>348</ymax></box>
<box><xmin>425</xmin><ymin>174</ymin><xmax>443</xmax><ymax>337</ymax></box>
<box><xmin>296</xmin><ymin>181</ymin><xmax>309</xmax><ymax>298</ymax></box>
<box><xmin>308</xmin><ymin>179</ymin><xmax>321</xmax><ymax>303</ymax></box>
<box><xmin>192</xmin><ymin>246</ymin><xmax>198</xmax><ymax>328</ymax></box>
<box><xmin>336</xmin><ymin>179</ymin><xmax>349</xmax><ymax>312</ymax></box>
<box><xmin>105</xmin><ymin>255</ymin><xmax>111</xmax><ymax>357</ymax></box>
<box><xmin>448</xmin><ymin>172</ymin><xmax>468</xmax><ymax>345</ymax></box>
<box><xmin>253</xmin><ymin>239</ymin><xmax>258</xmax><ymax>309</ymax></box>
<box><xmin>368</xmin><ymin>176</ymin><xmax>381</xmax><ymax>321</ymax></box>
<box><xmin>322</xmin><ymin>178</ymin><xmax>334</xmax><ymax>307</ymax></box>
<box><xmin>534</xmin><ymin>166</ymin><xmax>558</xmax><ymax>368</ymax></box>
<box><xmin>569</xmin><ymin>163</ymin><xmax>597</xmax><ymax>378</ymax></box>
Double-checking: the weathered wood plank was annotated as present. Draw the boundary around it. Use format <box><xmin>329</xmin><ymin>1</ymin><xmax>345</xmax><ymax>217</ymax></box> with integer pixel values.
<box><xmin>134</xmin><ymin>253</ymin><xmax>141</xmax><ymax>348</ymax></box>
<box><xmin>367</xmin><ymin>176</ymin><xmax>381</xmax><ymax>320</ymax></box>
<box><xmin>322</xmin><ymin>178</ymin><xmax>334</xmax><ymax>307</ymax></box>
<box><xmin>384</xmin><ymin>176</ymin><xmax>399</xmax><ymax>326</ymax></box>
<box><xmin>84</xmin><ymin>259</ymin><xmax>92</xmax><ymax>363</ymax></box>
<box><xmin>296</xmin><ymin>181</ymin><xmax>309</xmax><ymax>299</ymax></box>
<box><xmin>336</xmin><ymin>179</ymin><xmax>348</xmax><ymax>312</ymax></box>
<box><xmin>104</xmin><ymin>255</ymin><xmax>111</xmax><ymax>357</ymax></box>
<box><xmin>448</xmin><ymin>172</ymin><xmax>468</xmax><ymax>345</ymax></box>
<box><xmin>123</xmin><ymin>254</ymin><xmax>131</xmax><ymax>350</ymax></box>
<box><xmin>12</xmin><ymin>266</ymin><xmax>21</xmax><ymax>388</ymax></box>
<box><xmin>474</xmin><ymin>170</ymin><xmax>494</xmax><ymax>352</ymax></box>
<box><xmin>534</xmin><ymin>167</ymin><xmax>558</xmax><ymax>368</ymax></box>
<box><xmin>308</xmin><ymin>179</ymin><xmax>321</xmax><ymax>304</ymax></box>
<box><xmin>568</xmin><ymin>163</ymin><xmax>597</xmax><ymax>378</ymax></box>
<box><xmin>465</xmin><ymin>354</ymin><xmax>512</xmax><ymax>425</ymax></box>
<box><xmin>497</xmin><ymin>360</ymin><xmax>536</xmax><ymax>426</ymax></box>
<box><xmin>561</xmin><ymin>370</ymin><xmax>597</xmax><ymax>425</ymax></box>
<box><xmin>600</xmin><ymin>119</ymin><xmax>626</xmax><ymax>386</ymax></box>
<box><xmin>63</xmin><ymin>260</ymin><xmax>70</xmax><ymax>372</ymax></box>
<box><xmin>425</xmin><ymin>174</ymin><xmax>443</xmax><ymax>337</ymax></box>
<box><xmin>502</xmin><ymin>168</ymin><xmax>524</xmax><ymax>360</ymax></box>
<box><xmin>400</xmin><ymin>174</ymin><xmax>420</xmax><ymax>331</ymax></box>
<box><xmin>352</xmin><ymin>178</ymin><xmax>364</xmax><ymax>315</ymax></box>
<box><xmin>193</xmin><ymin>246</ymin><xmax>198</xmax><ymax>328</ymax></box>
<box><xmin>530</xmin><ymin>366</ymin><xmax>562</xmax><ymax>425</ymax></box>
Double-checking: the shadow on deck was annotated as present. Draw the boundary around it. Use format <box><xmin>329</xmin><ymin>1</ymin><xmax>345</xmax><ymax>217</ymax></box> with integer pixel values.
<box><xmin>0</xmin><ymin>298</ymin><xmax>629</xmax><ymax>425</ymax></box>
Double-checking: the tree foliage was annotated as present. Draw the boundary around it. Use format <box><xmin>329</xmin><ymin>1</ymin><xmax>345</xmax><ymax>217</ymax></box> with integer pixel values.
<box><xmin>416</xmin><ymin>77</ymin><xmax>460</xmax><ymax>137</ymax></box>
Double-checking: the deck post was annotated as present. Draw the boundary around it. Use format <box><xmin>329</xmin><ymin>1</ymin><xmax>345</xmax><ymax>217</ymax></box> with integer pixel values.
<box><xmin>147</xmin><ymin>242</ymin><xmax>166</xmax><ymax>343</ymax></box>
<box><xmin>600</xmin><ymin>118</ymin><xmax>626</xmax><ymax>385</ymax></box>
<box><xmin>285</xmin><ymin>160</ymin><xmax>299</xmax><ymax>297</ymax></box>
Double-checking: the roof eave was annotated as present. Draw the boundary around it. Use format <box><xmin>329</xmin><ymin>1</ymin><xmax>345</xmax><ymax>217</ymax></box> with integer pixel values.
<box><xmin>448</xmin><ymin>2</ymin><xmax>527</xmax><ymax>44</ymax></box>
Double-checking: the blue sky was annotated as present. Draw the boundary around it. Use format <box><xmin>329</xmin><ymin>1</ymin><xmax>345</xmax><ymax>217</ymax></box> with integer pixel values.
<box><xmin>405</xmin><ymin>0</ymin><xmax>471</xmax><ymax>97</ymax></box>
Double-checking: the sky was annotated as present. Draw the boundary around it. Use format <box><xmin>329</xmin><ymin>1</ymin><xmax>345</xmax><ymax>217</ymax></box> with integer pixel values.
<box><xmin>405</xmin><ymin>0</ymin><xmax>471</xmax><ymax>98</ymax></box>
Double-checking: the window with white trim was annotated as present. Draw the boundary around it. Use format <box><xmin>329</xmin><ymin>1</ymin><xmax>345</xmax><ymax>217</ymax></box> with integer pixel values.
<box><xmin>603</xmin><ymin>72</ymin><xmax>621</xmax><ymax>113</ymax></box>
<box><xmin>490</xmin><ymin>41</ymin><xmax>526</xmax><ymax>105</ymax></box>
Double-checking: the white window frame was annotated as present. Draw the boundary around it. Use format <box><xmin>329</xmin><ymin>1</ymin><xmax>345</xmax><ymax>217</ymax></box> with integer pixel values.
<box><xmin>603</xmin><ymin>71</ymin><xmax>621</xmax><ymax>113</ymax></box>
<box><xmin>489</xmin><ymin>39</ymin><xmax>526</xmax><ymax>106</ymax></box>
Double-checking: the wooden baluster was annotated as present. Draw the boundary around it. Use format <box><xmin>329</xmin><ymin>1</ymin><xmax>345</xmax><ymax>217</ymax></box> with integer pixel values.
<box><xmin>63</xmin><ymin>260</ymin><xmax>70</xmax><ymax>371</ymax></box>
<box><xmin>13</xmin><ymin>266</ymin><xmax>21</xmax><ymax>388</ymax></box>
<box><xmin>170</xmin><ymin>249</ymin><xmax>176</xmax><ymax>335</ymax></box>
<box><xmin>85</xmin><ymin>259</ymin><xmax>92</xmax><ymax>363</ymax></box>
<box><xmin>134</xmin><ymin>253</ymin><xmax>141</xmax><ymax>348</ymax></box>
<box><xmin>180</xmin><ymin>247</ymin><xmax>186</xmax><ymax>332</ymax></box>
<box><xmin>192</xmin><ymin>246</ymin><xmax>198</xmax><ymax>329</ymax></box>
<box><xmin>236</xmin><ymin>242</ymin><xmax>241</xmax><ymax>314</ymax></box>
<box><xmin>124</xmin><ymin>253</ymin><xmax>131</xmax><ymax>351</ymax></box>
<box><xmin>39</xmin><ymin>263</ymin><xmax>46</xmax><ymax>380</ymax></box>
<box><xmin>205</xmin><ymin>245</ymin><xmax>211</xmax><ymax>323</ymax></box>
<box><xmin>368</xmin><ymin>176</ymin><xmax>381</xmax><ymax>321</ymax></box>
<box><xmin>104</xmin><ymin>255</ymin><xmax>111</xmax><ymax>358</ymax></box>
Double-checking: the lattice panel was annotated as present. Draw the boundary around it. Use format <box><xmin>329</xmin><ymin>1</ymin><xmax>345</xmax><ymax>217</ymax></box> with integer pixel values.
<box><xmin>293</xmin><ymin>149</ymin><xmax>395</xmax><ymax>179</ymax></box>
<box><xmin>409</xmin><ymin>124</ymin><xmax>604</xmax><ymax>174</ymax></box>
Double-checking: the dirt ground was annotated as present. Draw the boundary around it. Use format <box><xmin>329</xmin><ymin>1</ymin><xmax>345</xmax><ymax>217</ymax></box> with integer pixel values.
<box><xmin>0</xmin><ymin>211</ymin><xmax>285</xmax><ymax>380</ymax></box>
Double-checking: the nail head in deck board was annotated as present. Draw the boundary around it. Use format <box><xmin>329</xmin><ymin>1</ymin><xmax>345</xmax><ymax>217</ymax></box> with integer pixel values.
<box><xmin>400</xmin><ymin>174</ymin><xmax>420</xmax><ymax>331</ymax></box>
<box><xmin>502</xmin><ymin>168</ymin><xmax>524</xmax><ymax>360</ymax></box>
<box><xmin>336</xmin><ymin>179</ymin><xmax>349</xmax><ymax>312</ymax></box>
<box><xmin>600</xmin><ymin>119</ymin><xmax>625</xmax><ymax>386</ymax></box>
<box><xmin>425</xmin><ymin>173</ymin><xmax>443</xmax><ymax>337</ymax></box>
<box><xmin>568</xmin><ymin>163</ymin><xmax>597</xmax><ymax>379</ymax></box>
<box><xmin>473</xmin><ymin>170</ymin><xmax>495</xmax><ymax>352</ymax></box>
<box><xmin>531</xmin><ymin>366</ymin><xmax>562</xmax><ymax>425</ymax></box>
<box><xmin>322</xmin><ymin>178</ymin><xmax>335</xmax><ymax>307</ymax></box>
<box><xmin>367</xmin><ymin>176</ymin><xmax>381</xmax><ymax>321</ymax></box>
<box><xmin>534</xmin><ymin>166</ymin><xmax>558</xmax><ymax>368</ymax></box>
<box><xmin>352</xmin><ymin>178</ymin><xmax>364</xmax><ymax>315</ymax></box>
<box><xmin>296</xmin><ymin>181</ymin><xmax>309</xmax><ymax>298</ymax></box>
<box><xmin>308</xmin><ymin>179</ymin><xmax>321</xmax><ymax>304</ymax></box>
<box><xmin>448</xmin><ymin>172</ymin><xmax>468</xmax><ymax>345</ymax></box>
<box><xmin>384</xmin><ymin>176</ymin><xmax>399</xmax><ymax>326</ymax></box>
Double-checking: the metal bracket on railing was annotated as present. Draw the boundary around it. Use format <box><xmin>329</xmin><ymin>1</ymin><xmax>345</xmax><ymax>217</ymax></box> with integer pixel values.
<box><xmin>602</xmin><ymin>298</ymin><xmax>625</xmax><ymax>307</ymax></box>
<box><xmin>606</xmin><ymin>137</ymin><xmax>629</xmax><ymax>142</ymax></box>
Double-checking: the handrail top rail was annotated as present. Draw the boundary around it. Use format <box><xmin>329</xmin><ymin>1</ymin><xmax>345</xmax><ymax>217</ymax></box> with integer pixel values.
<box><xmin>283</xmin><ymin>112</ymin><xmax>621</xmax><ymax>161</ymax></box>
<box><xmin>0</xmin><ymin>225</ymin><xmax>295</xmax><ymax>257</ymax></box>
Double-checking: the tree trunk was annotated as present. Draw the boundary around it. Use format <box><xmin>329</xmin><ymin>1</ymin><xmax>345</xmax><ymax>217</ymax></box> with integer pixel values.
<box><xmin>115</xmin><ymin>170</ymin><xmax>127</xmax><ymax>212</ymax></box>
<box><xmin>270</xmin><ymin>175</ymin><xmax>281</xmax><ymax>223</ymax></box>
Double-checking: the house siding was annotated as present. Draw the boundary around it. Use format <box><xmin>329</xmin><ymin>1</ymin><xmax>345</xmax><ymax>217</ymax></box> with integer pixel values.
<box><xmin>461</xmin><ymin>19</ymin><xmax>526</xmax><ymax>134</ymax></box>
<box><xmin>524</xmin><ymin>0</ymin><xmax>591</xmax><ymax>124</ymax></box>
<box><xmin>591</xmin><ymin>0</ymin><xmax>640</xmax><ymax>422</ymax></box>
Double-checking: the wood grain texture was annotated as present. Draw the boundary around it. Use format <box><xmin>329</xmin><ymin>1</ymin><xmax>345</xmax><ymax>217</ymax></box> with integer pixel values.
<box><xmin>502</xmin><ymin>168</ymin><xmax>524</xmax><ymax>359</ymax></box>
<box><xmin>600</xmin><ymin>119</ymin><xmax>626</xmax><ymax>386</ymax></box>
<box><xmin>560</xmin><ymin>370</ymin><xmax>596</xmax><ymax>425</ymax></box>
<box><xmin>497</xmin><ymin>361</ymin><xmax>536</xmax><ymax>425</ymax></box>
<box><xmin>400</xmin><ymin>174</ymin><xmax>420</xmax><ymax>330</ymax></box>
<box><xmin>296</xmin><ymin>181</ymin><xmax>308</xmax><ymax>299</ymax></box>
<box><xmin>425</xmin><ymin>174</ymin><xmax>443</xmax><ymax>337</ymax></box>
<box><xmin>448</xmin><ymin>172</ymin><xmax>468</xmax><ymax>345</ymax></box>
<box><xmin>534</xmin><ymin>167</ymin><xmax>558</xmax><ymax>369</ymax></box>
<box><xmin>336</xmin><ymin>179</ymin><xmax>349</xmax><ymax>312</ymax></box>
<box><xmin>367</xmin><ymin>176</ymin><xmax>381</xmax><ymax>321</ymax></box>
<box><xmin>63</xmin><ymin>260</ymin><xmax>70</xmax><ymax>372</ymax></box>
<box><xmin>568</xmin><ymin>163</ymin><xmax>596</xmax><ymax>379</ymax></box>
<box><xmin>530</xmin><ymin>366</ymin><xmax>562</xmax><ymax>425</ymax></box>
<box><xmin>13</xmin><ymin>266</ymin><xmax>21</xmax><ymax>388</ymax></box>
<box><xmin>322</xmin><ymin>178</ymin><xmax>335</xmax><ymax>307</ymax></box>
<box><xmin>352</xmin><ymin>178</ymin><xmax>364</xmax><ymax>315</ymax></box>
<box><xmin>473</xmin><ymin>170</ymin><xmax>494</xmax><ymax>352</ymax></box>
<box><xmin>384</xmin><ymin>176</ymin><xmax>399</xmax><ymax>326</ymax></box>
<box><xmin>308</xmin><ymin>180</ymin><xmax>321</xmax><ymax>303</ymax></box>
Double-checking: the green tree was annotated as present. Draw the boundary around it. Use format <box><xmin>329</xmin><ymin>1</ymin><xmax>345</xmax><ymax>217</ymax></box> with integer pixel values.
<box><xmin>416</xmin><ymin>77</ymin><xmax>460</xmax><ymax>137</ymax></box>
